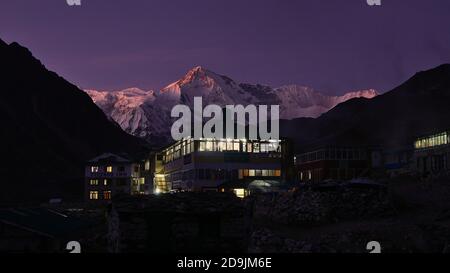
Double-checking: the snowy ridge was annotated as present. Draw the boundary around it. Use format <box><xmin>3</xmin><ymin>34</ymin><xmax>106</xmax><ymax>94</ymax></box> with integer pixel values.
<box><xmin>85</xmin><ymin>67</ymin><xmax>378</xmax><ymax>141</ymax></box>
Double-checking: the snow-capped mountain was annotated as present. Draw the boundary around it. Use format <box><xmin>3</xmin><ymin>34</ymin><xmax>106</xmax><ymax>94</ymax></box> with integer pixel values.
<box><xmin>85</xmin><ymin>88</ymin><xmax>157</xmax><ymax>137</ymax></box>
<box><xmin>273</xmin><ymin>85</ymin><xmax>377</xmax><ymax>119</ymax></box>
<box><xmin>85</xmin><ymin>66</ymin><xmax>377</xmax><ymax>141</ymax></box>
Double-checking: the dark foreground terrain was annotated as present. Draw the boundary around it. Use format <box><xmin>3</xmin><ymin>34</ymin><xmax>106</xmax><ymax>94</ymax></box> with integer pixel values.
<box><xmin>249</xmin><ymin>177</ymin><xmax>450</xmax><ymax>253</ymax></box>
<box><xmin>2</xmin><ymin>177</ymin><xmax>450</xmax><ymax>253</ymax></box>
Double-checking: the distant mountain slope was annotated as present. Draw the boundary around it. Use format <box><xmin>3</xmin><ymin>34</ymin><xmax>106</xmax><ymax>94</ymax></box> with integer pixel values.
<box><xmin>85</xmin><ymin>88</ymin><xmax>156</xmax><ymax>137</ymax></box>
<box><xmin>0</xmin><ymin>39</ymin><xmax>146</xmax><ymax>204</ymax></box>
<box><xmin>281</xmin><ymin>64</ymin><xmax>450</xmax><ymax>152</ymax></box>
<box><xmin>86</xmin><ymin>66</ymin><xmax>377</xmax><ymax>141</ymax></box>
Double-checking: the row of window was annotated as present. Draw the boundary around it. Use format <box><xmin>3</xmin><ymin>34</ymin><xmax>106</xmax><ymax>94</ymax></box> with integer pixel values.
<box><xmin>166</xmin><ymin>168</ymin><xmax>282</xmax><ymax>182</ymax></box>
<box><xmin>415</xmin><ymin>132</ymin><xmax>449</xmax><ymax>149</ymax></box>
<box><xmin>90</xmin><ymin>165</ymin><xmax>141</xmax><ymax>174</ymax></box>
<box><xmin>163</xmin><ymin>138</ymin><xmax>282</xmax><ymax>163</ymax></box>
<box><xmin>89</xmin><ymin>191</ymin><xmax>111</xmax><ymax>200</ymax></box>
<box><xmin>198</xmin><ymin>140</ymin><xmax>280</xmax><ymax>154</ymax></box>
<box><xmin>241</xmin><ymin>169</ymin><xmax>281</xmax><ymax>177</ymax></box>
<box><xmin>298</xmin><ymin>148</ymin><xmax>368</xmax><ymax>163</ymax></box>
<box><xmin>89</xmin><ymin>179</ymin><xmax>110</xmax><ymax>186</ymax></box>
<box><xmin>164</xmin><ymin>139</ymin><xmax>195</xmax><ymax>163</ymax></box>
<box><xmin>91</xmin><ymin>165</ymin><xmax>121</xmax><ymax>173</ymax></box>
<box><xmin>299</xmin><ymin>168</ymin><xmax>367</xmax><ymax>181</ymax></box>
<box><xmin>91</xmin><ymin>179</ymin><xmax>131</xmax><ymax>186</ymax></box>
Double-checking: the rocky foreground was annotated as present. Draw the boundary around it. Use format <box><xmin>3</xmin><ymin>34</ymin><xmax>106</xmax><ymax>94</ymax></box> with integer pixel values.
<box><xmin>74</xmin><ymin>177</ymin><xmax>450</xmax><ymax>253</ymax></box>
<box><xmin>248</xmin><ymin>179</ymin><xmax>450</xmax><ymax>253</ymax></box>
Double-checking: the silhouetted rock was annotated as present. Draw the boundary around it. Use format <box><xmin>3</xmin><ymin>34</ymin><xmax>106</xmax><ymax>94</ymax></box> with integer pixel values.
<box><xmin>281</xmin><ymin>64</ymin><xmax>450</xmax><ymax>152</ymax></box>
<box><xmin>0</xmin><ymin>39</ymin><xmax>146</xmax><ymax>204</ymax></box>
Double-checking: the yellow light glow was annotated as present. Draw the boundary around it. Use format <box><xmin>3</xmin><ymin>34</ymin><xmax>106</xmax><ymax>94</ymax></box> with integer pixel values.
<box><xmin>233</xmin><ymin>188</ymin><xmax>245</xmax><ymax>198</ymax></box>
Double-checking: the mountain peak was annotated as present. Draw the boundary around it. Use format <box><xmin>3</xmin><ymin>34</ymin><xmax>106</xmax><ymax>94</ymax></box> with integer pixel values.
<box><xmin>191</xmin><ymin>65</ymin><xmax>207</xmax><ymax>72</ymax></box>
<box><xmin>180</xmin><ymin>66</ymin><xmax>216</xmax><ymax>85</ymax></box>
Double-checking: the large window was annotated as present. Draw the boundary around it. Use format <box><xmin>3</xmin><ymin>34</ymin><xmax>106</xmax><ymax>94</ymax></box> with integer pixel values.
<box><xmin>233</xmin><ymin>142</ymin><xmax>240</xmax><ymax>151</ymax></box>
<box><xmin>89</xmin><ymin>191</ymin><xmax>98</xmax><ymax>200</ymax></box>
<box><xmin>103</xmin><ymin>191</ymin><xmax>111</xmax><ymax>200</ymax></box>
<box><xmin>106</xmin><ymin>166</ymin><xmax>113</xmax><ymax>173</ymax></box>
<box><xmin>274</xmin><ymin>170</ymin><xmax>281</xmax><ymax>177</ymax></box>
<box><xmin>90</xmin><ymin>179</ymin><xmax>98</xmax><ymax>185</ymax></box>
<box><xmin>91</xmin><ymin>166</ymin><xmax>99</xmax><ymax>173</ymax></box>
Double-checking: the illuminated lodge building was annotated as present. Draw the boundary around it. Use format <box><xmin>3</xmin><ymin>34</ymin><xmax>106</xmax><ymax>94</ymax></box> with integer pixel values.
<box><xmin>155</xmin><ymin>138</ymin><xmax>292</xmax><ymax>197</ymax></box>
<box><xmin>85</xmin><ymin>153</ymin><xmax>150</xmax><ymax>202</ymax></box>
<box><xmin>414</xmin><ymin>131</ymin><xmax>450</xmax><ymax>175</ymax></box>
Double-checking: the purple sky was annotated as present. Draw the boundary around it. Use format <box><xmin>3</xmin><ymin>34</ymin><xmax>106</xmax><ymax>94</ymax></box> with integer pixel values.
<box><xmin>1</xmin><ymin>0</ymin><xmax>450</xmax><ymax>95</ymax></box>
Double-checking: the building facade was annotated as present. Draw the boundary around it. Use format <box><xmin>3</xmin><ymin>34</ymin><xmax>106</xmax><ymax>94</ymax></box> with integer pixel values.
<box><xmin>414</xmin><ymin>130</ymin><xmax>450</xmax><ymax>176</ymax></box>
<box><xmin>295</xmin><ymin>146</ymin><xmax>382</xmax><ymax>183</ymax></box>
<box><xmin>85</xmin><ymin>153</ymin><xmax>150</xmax><ymax>202</ymax></box>
<box><xmin>383</xmin><ymin>147</ymin><xmax>414</xmax><ymax>177</ymax></box>
<box><xmin>155</xmin><ymin>137</ymin><xmax>292</xmax><ymax>197</ymax></box>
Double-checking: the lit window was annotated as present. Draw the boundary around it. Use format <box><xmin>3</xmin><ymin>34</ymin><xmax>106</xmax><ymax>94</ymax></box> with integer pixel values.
<box><xmin>233</xmin><ymin>142</ymin><xmax>240</xmax><ymax>151</ymax></box>
<box><xmin>91</xmin><ymin>166</ymin><xmax>99</xmax><ymax>173</ymax></box>
<box><xmin>145</xmin><ymin>160</ymin><xmax>150</xmax><ymax>171</ymax></box>
<box><xmin>106</xmin><ymin>166</ymin><xmax>113</xmax><ymax>173</ymax></box>
<box><xmin>185</xmin><ymin>141</ymin><xmax>191</xmax><ymax>154</ymax></box>
<box><xmin>218</xmin><ymin>141</ymin><xmax>226</xmax><ymax>151</ymax></box>
<box><xmin>253</xmin><ymin>143</ymin><xmax>260</xmax><ymax>153</ymax></box>
<box><xmin>206</xmin><ymin>140</ymin><xmax>213</xmax><ymax>151</ymax></box>
<box><xmin>90</xmin><ymin>179</ymin><xmax>98</xmax><ymax>185</ymax></box>
<box><xmin>242</xmin><ymin>143</ymin><xmax>247</xmax><ymax>152</ymax></box>
<box><xmin>243</xmin><ymin>169</ymin><xmax>249</xmax><ymax>177</ymax></box>
<box><xmin>261</xmin><ymin>144</ymin><xmax>268</xmax><ymax>153</ymax></box>
<box><xmin>249</xmin><ymin>170</ymin><xmax>255</xmax><ymax>176</ymax></box>
<box><xmin>275</xmin><ymin>170</ymin><xmax>281</xmax><ymax>177</ymax></box>
<box><xmin>233</xmin><ymin>188</ymin><xmax>246</xmax><ymax>198</ymax></box>
<box><xmin>89</xmin><ymin>191</ymin><xmax>99</xmax><ymax>200</ymax></box>
<box><xmin>199</xmin><ymin>141</ymin><xmax>206</xmax><ymax>151</ymax></box>
<box><xmin>247</xmin><ymin>143</ymin><xmax>253</xmax><ymax>153</ymax></box>
<box><xmin>262</xmin><ymin>170</ymin><xmax>269</xmax><ymax>176</ymax></box>
<box><xmin>227</xmin><ymin>141</ymin><xmax>233</xmax><ymax>151</ymax></box>
<box><xmin>103</xmin><ymin>191</ymin><xmax>111</xmax><ymax>200</ymax></box>
<box><xmin>104</xmin><ymin>179</ymin><xmax>109</xmax><ymax>186</ymax></box>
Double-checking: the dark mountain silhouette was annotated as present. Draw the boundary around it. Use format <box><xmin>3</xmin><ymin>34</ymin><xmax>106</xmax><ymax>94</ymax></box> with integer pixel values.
<box><xmin>281</xmin><ymin>64</ymin><xmax>450</xmax><ymax>152</ymax></box>
<box><xmin>0</xmin><ymin>39</ymin><xmax>146</xmax><ymax>205</ymax></box>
